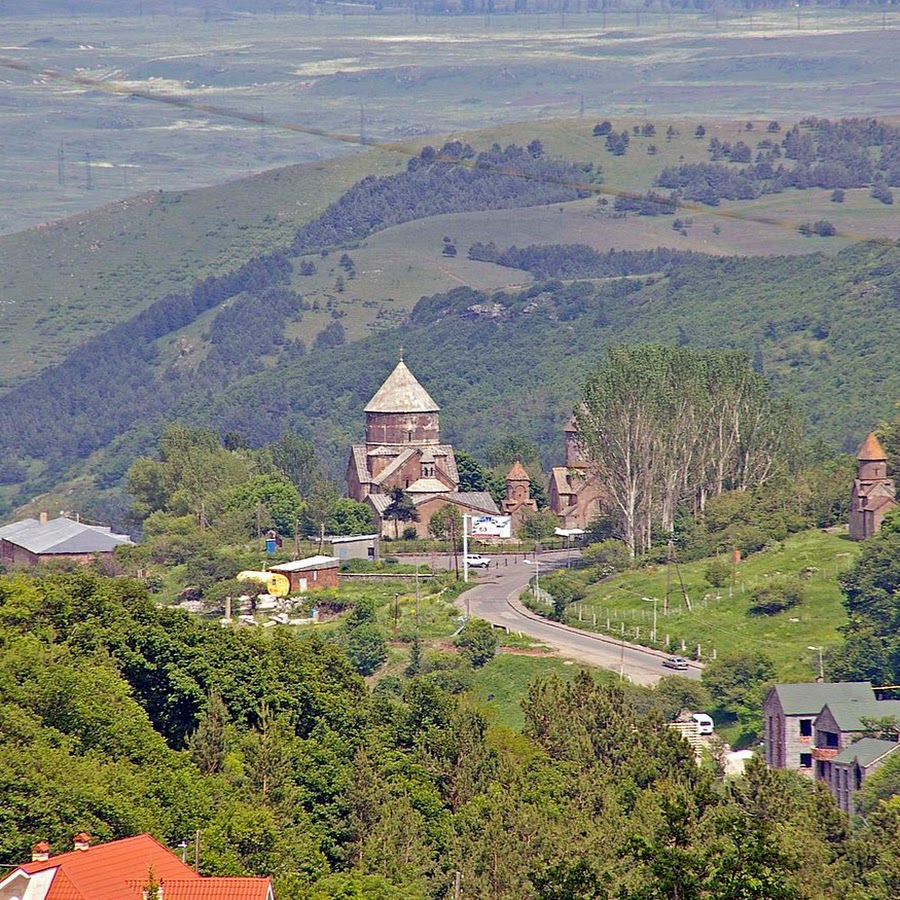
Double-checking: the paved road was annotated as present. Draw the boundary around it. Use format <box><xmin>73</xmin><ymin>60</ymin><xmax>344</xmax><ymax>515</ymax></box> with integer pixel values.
<box><xmin>452</xmin><ymin>551</ymin><xmax>703</xmax><ymax>685</ymax></box>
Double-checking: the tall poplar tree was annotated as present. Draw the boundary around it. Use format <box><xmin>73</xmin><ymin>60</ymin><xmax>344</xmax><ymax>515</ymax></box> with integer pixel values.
<box><xmin>577</xmin><ymin>346</ymin><xmax>801</xmax><ymax>555</ymax></box>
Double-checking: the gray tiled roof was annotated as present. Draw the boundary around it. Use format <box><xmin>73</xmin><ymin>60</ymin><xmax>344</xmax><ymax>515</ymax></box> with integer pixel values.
<box><xmin>364</xmin><ymin>360</ymin><xmax>439</xmax><ymax>413</ymax></box>
<box><xmin>373</xmin><ymin>448</ymin><xmax>416</xmax><ymax>485</ymax></box>
<box><xmin>441</xmin><ymin>492</ymin><xmax>501</xmax><ymax>515</ymax></box>
<box><xmin>819</xmin><ymin>699</ymin><xmax>900</xmax><ymax>733</ymax></box>
<box><xmin>0</xmin><ymin>517</ymin><xmax>132</xmax><ymax>554</ymax></box>
<box><xmin>831</xmin><ymin>737</ymin><xmax>900</xmax><ymax>769</ymax></box>
<box><xmin>769</xmin><ymin>682</ymin><xmax>874</xmax><ymax>715</ymax></box>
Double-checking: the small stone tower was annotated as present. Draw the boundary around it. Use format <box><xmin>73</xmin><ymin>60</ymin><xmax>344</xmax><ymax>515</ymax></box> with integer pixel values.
<box><xmin>502</xmin><ymin>460</ymin><xmax>538</xmax><ymax>530</ymax></box>
<box><xmin>849</xmin><ymin>432</ymin><xmax>898</xmax><ymax>540</ymax></box>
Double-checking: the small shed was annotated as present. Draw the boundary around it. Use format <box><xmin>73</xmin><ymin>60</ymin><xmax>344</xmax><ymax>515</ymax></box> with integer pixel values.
<box><xmin>269</xmin><ymin>556</ymin><xmax>340</xmax><ymax>593</ymax></box>
<box><xmin>329</xmin><ymin>534</ymin><xmax>380</xmax><ymax>562</ymax></box>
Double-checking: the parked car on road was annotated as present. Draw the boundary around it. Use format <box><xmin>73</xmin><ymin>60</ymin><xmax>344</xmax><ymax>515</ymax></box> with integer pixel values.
<box><xmin>465</xmin><ymin>554</ymin><xmax>491</xmax><ymax>569</ymax></box>
<box><xmin>662</xmin><ymin>655</ymin><xmax>689</xmax><ymax>670</ymax></box>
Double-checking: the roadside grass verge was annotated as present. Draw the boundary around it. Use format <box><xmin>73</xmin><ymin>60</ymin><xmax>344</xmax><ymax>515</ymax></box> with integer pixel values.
<box><xmin>567</xmin><ymin>528</ymin><xmax>859</xmax><ymax>680</ymax></box>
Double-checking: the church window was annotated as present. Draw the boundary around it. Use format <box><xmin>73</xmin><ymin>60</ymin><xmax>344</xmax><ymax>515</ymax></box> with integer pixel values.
<box><xmin>407</xmin><ymin>431</ymin><xmax>413</xmax><ymax>442</ymax></box>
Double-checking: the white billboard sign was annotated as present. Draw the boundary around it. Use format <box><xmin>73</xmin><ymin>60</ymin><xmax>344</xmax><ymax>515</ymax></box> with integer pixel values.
<box><xmin>471</xmin><ymin>515</ymin><xmax>512</xmax><ymax>538</ymax></box>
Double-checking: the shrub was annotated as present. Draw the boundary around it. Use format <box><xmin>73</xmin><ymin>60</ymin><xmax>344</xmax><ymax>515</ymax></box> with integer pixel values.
<box><xmin>722</xmin><ymin>524</ymin><xmax>769</xmax><ymax>556</ymax></box>
<box><xmin>748</xmin><ymin>577</ymin><xmax>806</xmax><ymax>616</ymax></box>
<box><xmin>344</xmin><ymin>622</ymin><xmax>388</xmax><ymax>675</ymax></box>
<box><xmin>831</xmin><ymin>189</ymin><xmax>845</xmax><ymax>203</ymax></box>
<box><xmin>871</xmin><ymin>182</ymin><xmax>894</xmax><ymax>205</ymax></box>
<box><xmin>581</xmin><ymin>539</ymin><xmax>631</xmax><ymax>577</ymax></box>
<box><xmin>704</xmin><ymin>557</ymin><xmax>732</xmax><ymax>588</ymax></box>
<box><xmin>541</xmin><ymin>572</ymin><xmax>587</xmax><ymax>621</ymax></box>
<box><xmin>402</xmin><ymin>526</ymin><xmax>418</xmax><ymax>540</ymax></box>
<box><xmin>454</xmin><ymin>619</ymin><xmax>499</xmax><ymax>668</ymax></box>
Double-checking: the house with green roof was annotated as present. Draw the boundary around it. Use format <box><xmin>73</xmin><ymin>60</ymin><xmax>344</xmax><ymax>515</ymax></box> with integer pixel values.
<box><xmin>763</xmin><ymin>682</ymin><xmax>874</xmax><ymax>777</ymax></box>
<box><xmin>825</xmin><ymin>738</ymin><xmax>900</xmax><ymax>815</ymax></box>
<box><xmin>813</xmin><ymin>698</ymin><xmax>900</xmax><ymax>777</ymax></box>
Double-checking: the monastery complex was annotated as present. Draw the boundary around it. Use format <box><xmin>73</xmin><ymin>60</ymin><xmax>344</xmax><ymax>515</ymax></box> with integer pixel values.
<box><xmin>349</xmin><ymin>359</ymin><xmax>896</xmax><ymax>542</ymax></box>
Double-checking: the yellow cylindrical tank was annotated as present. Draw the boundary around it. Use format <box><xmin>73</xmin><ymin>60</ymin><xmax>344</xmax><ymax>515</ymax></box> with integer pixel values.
<box><xmin>236</xmin><ymin>570</ymin><xmax>290</xmax><ymax>597</ymax></box>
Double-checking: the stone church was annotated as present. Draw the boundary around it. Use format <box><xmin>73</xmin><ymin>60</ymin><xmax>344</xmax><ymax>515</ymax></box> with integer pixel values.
<box><xmin>501</xmin><ymin>459</ymin><xmax>538</xmax><ymax>532</ymax></box>
<box><xmin>548</xmin><ymin>415</ymin><xmax>609</xmax><ymax>529</ymax></box>
<box><xmin>347</xmin><ymin>358</ymin><xmax>500</xmax><ymax>537</ymax></box>
<box><xmin>849</xmin><ymin>432</ymin><xmax>897</xmax><ymax>540</ymax></box>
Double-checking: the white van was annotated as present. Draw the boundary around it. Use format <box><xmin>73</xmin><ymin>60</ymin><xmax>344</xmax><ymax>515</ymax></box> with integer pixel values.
<box><xmin>692</xmin><ymin>713</ymin><xmax>714</xmax><ymax>735</ymax></box>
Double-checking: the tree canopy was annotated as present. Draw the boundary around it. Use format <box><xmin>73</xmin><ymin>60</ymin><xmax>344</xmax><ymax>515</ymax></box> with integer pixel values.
<box><xmin>577</xmin><ymin>345</ymin><xmax>802</xmax><ymax>555</ymax></box>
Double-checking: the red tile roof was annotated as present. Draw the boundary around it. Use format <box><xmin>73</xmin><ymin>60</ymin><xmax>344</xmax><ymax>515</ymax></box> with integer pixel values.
<box><xmin>10</xmin><ymin>835</ymin><xmax>272</xmax><ymax>900</ymax></box>
<box><xmin>127</xmin><ymin>879</ymin><xmax>273</xmax><ymax>900</ymax></box>
<box><xmin>19</xmin><ymin>835</ymin><xmax>197</xmax><ymax>900</ymax></box>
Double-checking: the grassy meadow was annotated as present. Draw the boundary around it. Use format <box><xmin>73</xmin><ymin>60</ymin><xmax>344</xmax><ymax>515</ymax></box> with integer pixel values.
<box><xmin>8</xmin><ymin>107</ymin><xmax>899</xmax><ymax>389</ymax></box>
<box><xmin>568</xmin><ymin>528</ymin><xmax>860</xmax><ymax>680</ymax></box>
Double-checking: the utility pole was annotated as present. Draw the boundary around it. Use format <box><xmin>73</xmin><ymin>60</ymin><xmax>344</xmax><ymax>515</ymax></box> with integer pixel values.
<box><xmin>808</xmin><ymin>646</ymin><xmax>825</xmax><ymax>681</ymax></box>
<box><xmin>462</xmin><ymin>515</ymin><xmax>469</xmax><ymax>583</ymax></box>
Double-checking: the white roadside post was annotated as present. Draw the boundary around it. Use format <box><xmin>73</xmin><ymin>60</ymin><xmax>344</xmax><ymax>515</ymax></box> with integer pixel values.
<box><xmin>642</xmin><ymin>596</ymin><xmax>658</xmax><ymax>643</ymax></box>
<box><xmin>462</xmin><ymin>515</ymin><xmax>470</xmax><ymax>583</ymax></box>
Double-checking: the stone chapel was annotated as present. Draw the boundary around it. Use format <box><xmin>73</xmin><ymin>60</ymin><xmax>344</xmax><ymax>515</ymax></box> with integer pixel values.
<box><xmin>849</xmin><ymin>432</ymin><xmax>898</xmax><ymax>540</ymax></box>
<box><xmin>548</xmin><ymin>415</ymin><xmax>609</xmax><ymax>529</ymax></box>
<box><xmin>346</xmin><ymin>358</ymin><xmax>500</xmax><ymax>537</ymax></box>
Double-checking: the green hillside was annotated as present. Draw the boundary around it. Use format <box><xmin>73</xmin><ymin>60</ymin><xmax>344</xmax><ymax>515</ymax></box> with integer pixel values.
<box><xmin>0</xmin><ymin>150</ymin><xmax>404</xmax><ymax>391</ymax></box>
<box><xmin>568</xmin><ymin>529</ymin><xmax>860</xmax><ymax>681</ymax></box>
<box><xmin>5</xmin><ymin>115</ymin><xmax>900</xmax><ymax>520</ymax></box>
<box><xmin>5</xmin><ymin>239</ymin><xmax>900</xmax><ymax>523</ymax></box>
<box><xmin>185</xmin><ymin>241</ymin><xmax>900</xmax><ymax>457</ymax></box>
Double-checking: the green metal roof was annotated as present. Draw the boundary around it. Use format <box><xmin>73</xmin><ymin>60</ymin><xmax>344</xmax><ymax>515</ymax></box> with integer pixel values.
<box><xmin>818</xmin><ymin>699</ymin><xmax>900</xmax><ymax>733</ymax></box>
<box><xmin>831</xmin><ymin>737</ymin><xmax>900</xmax><ymax>769</ymax></box>
<box><xmin>769</xmin><ymin>682</ymin><xmax>873</xmax><ymax>715</ymax></box>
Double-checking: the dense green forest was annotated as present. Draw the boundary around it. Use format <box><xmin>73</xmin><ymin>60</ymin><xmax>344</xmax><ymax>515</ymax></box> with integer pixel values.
<box><xmin>4</xmin><ymin>566</ymin><xmax>900</xmax><ymax>899</ymax></box>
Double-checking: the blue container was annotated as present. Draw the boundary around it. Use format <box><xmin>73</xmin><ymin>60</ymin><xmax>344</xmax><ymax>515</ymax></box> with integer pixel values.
<box><xmin>265</xmin><ymin>538</ymin><xmax>277</xmax><ymax>555</ymax></box>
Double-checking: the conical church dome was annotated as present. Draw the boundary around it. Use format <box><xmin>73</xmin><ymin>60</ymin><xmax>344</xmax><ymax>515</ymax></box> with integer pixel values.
<box><xmin>857</xmin><ymin>432</ymin><xmax>887</xmax><ymax>462</ymax></box>
<box><xmin>365</xmin><ymin>360</ymin><xmax>440</xmax><ymax>414</ymax></box>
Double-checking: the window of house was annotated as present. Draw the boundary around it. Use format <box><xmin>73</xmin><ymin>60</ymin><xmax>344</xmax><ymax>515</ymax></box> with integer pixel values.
<box><xmin>799</xmin><ymin>718</ymin><xmax>813</xmax><ymax>737</ymax></box>
<box><xmin>800</xmin><ymin>753</ymin><xmax>812</xmax><ymax>768</ymax></box>
<box><xmin>824</xmin><ymin>731</ymin><xmax>839</xmax><ymax>748</ymax></box>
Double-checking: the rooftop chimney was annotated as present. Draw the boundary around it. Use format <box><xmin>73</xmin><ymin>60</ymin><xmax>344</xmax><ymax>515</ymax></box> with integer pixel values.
<box><xmin>73</xmin><ymin>832</ymin><xmax>92</xmax><ymax>852</ymax></box>
<box><xmin>31</xmin><ymin>842</ymin><xmax>51</xmax><ymax>862</ymax></box>
<box><xmin>39</xmin><ymin>512</ymin><xmax>48</xmax><ymax>526</ymax></box>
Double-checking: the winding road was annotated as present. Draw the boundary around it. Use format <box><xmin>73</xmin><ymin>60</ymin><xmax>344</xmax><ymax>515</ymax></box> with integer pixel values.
<box><xmin>452</xmin><ymin>551</ymin><xmax>703</xmax><ymax>685</ymax></box>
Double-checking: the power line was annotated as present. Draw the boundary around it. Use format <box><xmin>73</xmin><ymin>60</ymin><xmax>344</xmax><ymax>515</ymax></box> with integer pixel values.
<box><xmin>0</xmin><ymin>55</ymin><xmax>894</xmax><ymax>245</ymax></box>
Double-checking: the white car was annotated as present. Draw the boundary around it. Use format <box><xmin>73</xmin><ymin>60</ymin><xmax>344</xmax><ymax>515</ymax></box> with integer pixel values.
<box><xmin>465</xmin><ymin>554</ymin><xmax>491</xmax><ymax>569</ymax></box>
<box><xmin>662</xmin><ymin>656</ymin><xmax>689</xmax><ymax>670</ymax></box>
